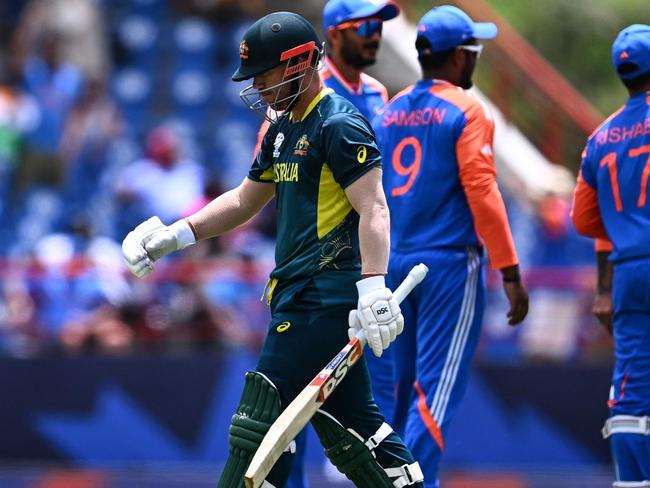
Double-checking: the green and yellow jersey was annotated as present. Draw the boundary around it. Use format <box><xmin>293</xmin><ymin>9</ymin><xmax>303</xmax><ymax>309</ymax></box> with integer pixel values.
<box><xmin>248</xmin><ymin>88</ymin><xmax>381</xmax><ymax>309</ymax></box>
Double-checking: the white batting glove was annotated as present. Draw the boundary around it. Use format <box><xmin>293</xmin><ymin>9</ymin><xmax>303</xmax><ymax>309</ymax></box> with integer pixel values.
<box><xmin>121</xmin><ymin>216</ymin><xmax>196</xmax><ymax>278</ymax></box>
<box><xmin>353</xmin><ymin>275</ymin><xmax>404</xmax><ymax>357</ymax></box>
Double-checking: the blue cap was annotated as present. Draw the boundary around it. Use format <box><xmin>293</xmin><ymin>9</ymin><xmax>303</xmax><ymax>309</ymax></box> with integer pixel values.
<box><xmin>323</xmin><ymin>0</ymin><xmax>400</xmax><ymax>31</ymax></box>
<box><xmin>612</xmin><ymin>24</ymin><xmax>650</xmax><ymax>80</ymax></box>
<box><xmin>416</xmin><ymin>5</ymin><xmax>497</xmax><ymax>53</ymax></box>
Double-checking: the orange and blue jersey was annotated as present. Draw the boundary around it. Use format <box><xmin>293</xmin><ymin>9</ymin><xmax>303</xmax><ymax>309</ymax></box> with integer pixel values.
<box><xmin>374</xmin><ymin>79</ymin><xmax>517</xmax><ymax>269</ymax></box>
<box><xmin>572</xmin><ymin>91</ymin><xmax>650</xmax><ymax>485</ymax></box>
<box><xmin>572</xmin><ymin>92</ymin><xmax>650</xmax><ymax>263</ymax></box>
<box><xmin>375</xmin><ymin>79</ymin><xmax>518</xmax><ymax>487</ymax></box>
<box><xmin>321</xmin><ymin>55</ymin><xmax>388</xmax><ymax>122</ymax></box>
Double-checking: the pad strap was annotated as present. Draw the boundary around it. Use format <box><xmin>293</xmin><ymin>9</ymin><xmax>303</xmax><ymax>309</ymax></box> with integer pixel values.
<box><xmin>613</xmin><ymin>482</ymin><xmax>650</xmax><ymax>487</ymax></box>
<box><xmin>602</xmin><ymin>415</ymin><xmax>650</xmax><ymax>438</ymax></box>
<box><xmin>365</xmin><ymin>422</ymin><xmax>394</xmax><ymax>451</ymax></box>
<box><xmin>385</xmin><ymin>462</ymin><xmax>425</xmax><ymax>488</ymax></box>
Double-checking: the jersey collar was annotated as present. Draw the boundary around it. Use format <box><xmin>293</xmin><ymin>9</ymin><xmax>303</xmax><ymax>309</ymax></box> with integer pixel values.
<box><xmin>324</xmin><ymin>56</ymin><xmax>363</xmax><ymax>95</ymax></box>
<box><xmin>290</xmin><ymin>87</ymin><xmax>334</xmax><ymax>122</ymax></box>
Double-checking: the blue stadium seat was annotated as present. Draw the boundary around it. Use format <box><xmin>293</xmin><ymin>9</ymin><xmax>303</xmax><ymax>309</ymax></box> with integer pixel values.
<box><xmin>112</xmin><ymin>68</ymin><xmax>153</xmax><ymax>133</ymax></box>
<box><xmin>128</xmin><ymin>0</ymin><xmax>168</xmax><ymax>20</ymax></box>
<box><xmin>171</xmin><ymin>70</ymin><xmax>215</xmax><ymax>129</ymax></box>
<box><xmin>172</xmin><ymin>17</ymin><xmax>217</xmax><ymax>72</ymax></box>
<box><xmin>117</xmin><ymin>15</ymin><xmax>159</xmax><ymax>70</ymax></box>
<box><xmin>206</xmin><ymin>108</ymin><xmax>259</xmax><ymax>185</ymax></box>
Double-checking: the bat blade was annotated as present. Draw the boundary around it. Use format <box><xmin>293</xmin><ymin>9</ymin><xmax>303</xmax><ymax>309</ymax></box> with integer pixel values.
<box><xmin>243</xmin><ymin>387</ymin><xmax>318</xmax><ymax>488</ymax></box>
<box><xmin>244</xmin><ymin>264</ymin><xmax>428</xmax><ymax>488</ymax></box>
<box><xmin>244</xmin><ymin>337</ymin><xmax>364</xmax><ymax>488</ymax></box>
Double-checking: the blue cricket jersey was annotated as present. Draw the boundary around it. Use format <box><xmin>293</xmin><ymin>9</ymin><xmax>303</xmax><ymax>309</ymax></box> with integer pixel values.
<box><xmin>575</xmin><ymin>92</ymin><xmax>650</xmax><ymax>262</ymax></box>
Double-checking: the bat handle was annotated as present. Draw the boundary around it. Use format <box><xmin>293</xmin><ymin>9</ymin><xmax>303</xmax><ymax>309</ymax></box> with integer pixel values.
<box><xmin>393</xmin><ymin>263</ymin><xmax>429</xmax><ymax>303</ymax></box>
<box><xmin>355</xmin><ymin>263</ymin><xmax>429</xmax><ymax>346</ymax></box>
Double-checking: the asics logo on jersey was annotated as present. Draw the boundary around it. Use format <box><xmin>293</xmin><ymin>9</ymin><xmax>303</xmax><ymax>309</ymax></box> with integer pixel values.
<box><xmin>357</xmin><ymin>145</ymin><xmax>367</xmax><ymax>163</ymax></box>
<box><xmin>276</xmin><ymin>321</ymin><xmax>291</xmax><ymax>332</ymax></box>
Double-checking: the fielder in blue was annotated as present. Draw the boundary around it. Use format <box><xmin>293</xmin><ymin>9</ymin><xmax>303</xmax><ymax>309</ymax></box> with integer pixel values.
<box><xmin>373</xmin><ymin>6</ymin><xmax>529</xmax><ymax>487</ymax></box>
<box><xmin>322</xmin><ymin>0</ymin><xmax>400</xmax><ymax>428</ymax></box>
<box><xmin>572</xmin><ymin>24</ymin><xmax>650</xmax><ymax>488</ymax></box>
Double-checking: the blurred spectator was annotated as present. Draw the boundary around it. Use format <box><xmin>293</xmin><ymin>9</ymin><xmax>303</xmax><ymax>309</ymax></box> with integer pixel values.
<box><xmin>0</xmin><ymin>274</ymin><xmax>41</xmax><ymax>357</ymax></box>
<box><xmin>201</xmin><ymin>248</ymin><xmax>273</xmax><ymax>352</ymax></box>
<box><xmin>113</xmin><ymin>124</ymin><xmax>206</xmax><ymax>235</ymax></box>
<box><xmin>18</xmin><ymin>30</ymin><xmax>83</xmax><ymax>191</ymax></box>
<box><xmin>0</xmin><ymin>72</ymin><xmax>39</xmax><ymax>212</ymax></box>
<box><xmin>60</xmin><ymin>77</ymin><xmax>123</xmax><ymax>219</ymax></box>
<box><xmin>11</xmin><ymin>0</ymin><xmax>109</xmax><ymax>78</ymax></box>
<box><xmin>508</xmin><ymin>194</ymin><xmax>596</xmax><ymax>361</ymax></box>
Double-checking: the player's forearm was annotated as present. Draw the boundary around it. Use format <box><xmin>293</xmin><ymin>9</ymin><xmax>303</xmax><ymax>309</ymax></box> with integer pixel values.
<box><xmin>465</xmin><ymin>181</ymin><xmax>518</xmax><ymax>269</ymax></box>
<box><xmin>187</xmin><ymin>180</ymin><xmax>272</xmax><ymax>240</ymax></box>
<box><xmin>596</xmin><ymin>250</ymin><xmax>613</xmax><ymax>294</ymax></box>
<box><xmin>358</xmin><ymin>202</ymin><xmax>390</xmax><ymax>277</ymax></box>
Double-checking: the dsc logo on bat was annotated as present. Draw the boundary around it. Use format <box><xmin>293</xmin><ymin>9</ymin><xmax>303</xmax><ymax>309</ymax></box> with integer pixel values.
<box><xmin>311</xmin><ymin>340</ymin><xmax>363</xmax><ymax>402</ymax></box>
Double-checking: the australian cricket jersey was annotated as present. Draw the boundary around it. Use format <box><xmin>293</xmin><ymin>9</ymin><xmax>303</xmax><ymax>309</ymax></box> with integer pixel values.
<box><xmin>248</xmin><ymin>87</ymin><xmax>381</xmax><ymax>299</ymax></box>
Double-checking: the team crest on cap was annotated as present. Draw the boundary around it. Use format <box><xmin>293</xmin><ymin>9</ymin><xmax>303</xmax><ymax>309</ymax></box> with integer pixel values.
<box><xmin>239</xmin><ymin>40</ymin><xmax>249</xmax><ymax>59</ymax></box>
<box><xmin>620</xmin><ymin>51</ymin><xmax>629</xmax><ymax>59</ymax></box>
<box><xmin>294</xmin><ymin>134</ymin><xmax>310</xmax><ymax>156</ymax></box>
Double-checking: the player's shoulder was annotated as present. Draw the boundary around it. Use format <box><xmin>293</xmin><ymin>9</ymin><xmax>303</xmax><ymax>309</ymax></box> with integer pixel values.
<box><xmin>586</xmin><ymin>105</ymin><xmax>626</xmax><ymax>144</ymax></box>
<box><xmin>320</xmin><ymin>91</ymin><xmax>365</xmax><ymax>122</ymax></box>
<box><xmin>385</xmin><ymin>84</ymin><xmax>415</xmax><ymax>108</ymax></box>
<box><xmin>432</xmin><ymin>84</ymin><xmax>491</xmax><ymax>120</ymax></box>
<box><xmin>360</xmin><ymin>72</ymin><xmax>388</xmax><ymax>100</ymax></box>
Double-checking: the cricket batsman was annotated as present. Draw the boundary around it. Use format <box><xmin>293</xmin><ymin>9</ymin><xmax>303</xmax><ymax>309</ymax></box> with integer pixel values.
<box><xmin>121</xmin><ymin>11</ymin><xmax>424</xmax><ymax>488</ymax></box>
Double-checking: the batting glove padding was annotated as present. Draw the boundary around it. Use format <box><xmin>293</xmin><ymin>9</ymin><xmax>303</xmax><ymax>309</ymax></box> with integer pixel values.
<box><xmin>351</xmin><ymin>275</ymin><xmax>404</xmax><ymax>357</ymax></box>
<box><xmin>122</xmin><ymin>216</ymin><xmax>196</xmax><ymax>278</ymax></box>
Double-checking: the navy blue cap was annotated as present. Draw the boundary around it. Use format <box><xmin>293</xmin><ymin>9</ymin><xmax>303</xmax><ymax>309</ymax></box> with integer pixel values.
<box><xmin>323</xmin><ymin>0</ymin><xmax>399</xmax><ymax>31</ymax></box>
<box><xmin>612</xmin><ymin>24</ymin><xmax>650</xmax><ymax>80</ymax></box>
<box><xmin>416</xmin><ymin>5</ymin><xmax>497</xmax><ymax>53</ymax></box>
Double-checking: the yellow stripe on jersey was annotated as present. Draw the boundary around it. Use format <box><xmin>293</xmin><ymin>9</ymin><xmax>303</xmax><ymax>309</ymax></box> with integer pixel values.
<box><xmin>261</xmin><ymin>277</ymin><xmax>279</xmax><ymax>305</ymax></box>
<box><xmin>289</xmin><ymin>88</ymin><xmax>334</xmax><ymax>122</ymax></box>
<box><xmin>317</xmin><ymin>163</ymin><xmax>352</xmax><ymax>239</ymax></box>
<box><xmin>260</xmin><ymin>166</ymin><xmax>274</xmax><ymax>181</ymax></box>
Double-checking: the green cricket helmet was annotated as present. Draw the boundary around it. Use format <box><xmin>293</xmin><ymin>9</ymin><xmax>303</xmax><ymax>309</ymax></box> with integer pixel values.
<box><xmin>233</xmin><ymin>11</ymin><xmax>324</xmax><ymax>120</ymax></box>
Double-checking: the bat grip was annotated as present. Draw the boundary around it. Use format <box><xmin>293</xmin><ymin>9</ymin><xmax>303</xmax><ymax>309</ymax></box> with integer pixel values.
<box><xmin>393</xmin><ymin>263</ymin><xmax>429</xmax><ymax>303</ymax></box>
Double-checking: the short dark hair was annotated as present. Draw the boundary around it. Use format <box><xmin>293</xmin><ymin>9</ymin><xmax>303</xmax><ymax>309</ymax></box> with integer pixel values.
<box><xmin>620</xmin><ymin>67</ymin><xmax>650</xmax><ymax>91</ymax></box>
<box><xmin>416</xmin><ymin>36</ymin><xmax>455</xmax><ymax>70</ymax></box>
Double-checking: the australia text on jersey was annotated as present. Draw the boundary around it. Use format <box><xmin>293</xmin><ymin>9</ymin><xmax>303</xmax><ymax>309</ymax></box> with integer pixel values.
<box><xmin>274</xmin><ymin>162</ymin><xmax>300</xmax><ymax>182</ymax></box>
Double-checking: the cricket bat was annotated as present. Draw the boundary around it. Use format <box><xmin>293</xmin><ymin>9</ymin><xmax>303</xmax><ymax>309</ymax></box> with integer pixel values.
<box><xmin>244</xmin><ymin>263</ymin><xmax>429</xmax><ymax>488</ymax></box>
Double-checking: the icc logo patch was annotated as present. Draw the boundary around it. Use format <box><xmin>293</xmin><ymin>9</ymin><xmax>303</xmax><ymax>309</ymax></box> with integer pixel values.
<box><xmin>239</xmin><ymin>40</ymin><xmax>249</xmax><ymax>60</ymax></box>
<box><xmin>294</xmin><ymin>134</ymin><xmax>310</xmax><ymax>156</ymax></box>
<box><xmin>273</xmin><ymin>132</ymin><xmax>285</xmax><ymax>158</ymax></box>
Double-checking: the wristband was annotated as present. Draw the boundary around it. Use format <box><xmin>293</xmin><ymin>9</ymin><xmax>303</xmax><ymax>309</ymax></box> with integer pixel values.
<box><xmin>356</xmin><ymin>275</ymin><xmax>386</xmax><ymax>295</ymax></box>
<box><xmin>170</xmin><ymin>219</ymin><xmax>196</xmax><ymax>250</ymax></box>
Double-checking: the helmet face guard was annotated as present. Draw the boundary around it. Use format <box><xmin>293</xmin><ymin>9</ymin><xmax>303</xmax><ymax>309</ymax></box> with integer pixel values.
<box><xmin>239</xmin><ymin>41</ymin><xmax>324</xmax><ymax>123</ymax></box>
